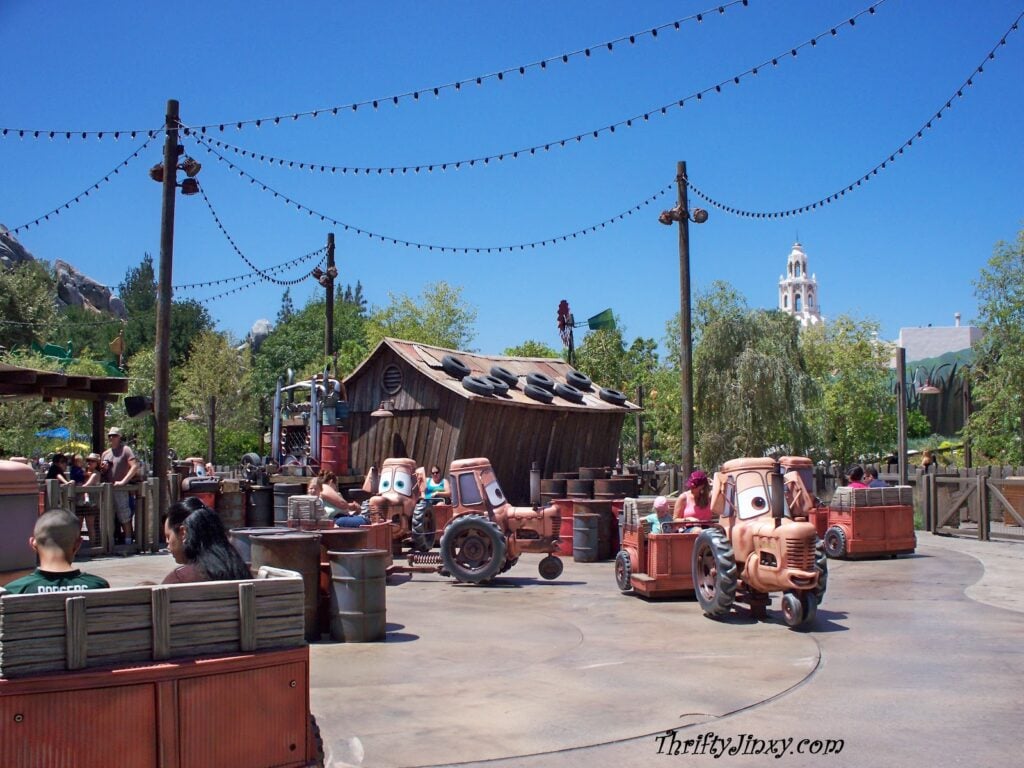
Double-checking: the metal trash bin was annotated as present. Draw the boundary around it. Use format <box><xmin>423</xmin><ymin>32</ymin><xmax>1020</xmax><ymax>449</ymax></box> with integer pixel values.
<box><xmin>0</xmin><ymin>460</ymin><xmax>40</xmax><ymax>571</ymax></box>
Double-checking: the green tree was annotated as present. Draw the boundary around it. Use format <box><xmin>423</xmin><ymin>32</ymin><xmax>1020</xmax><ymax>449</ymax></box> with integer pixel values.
<box><xmin>277</xmin><ymin>288</ymin><xmax>295</xmax><ymax>325</ymax></box>
<box><xmin>0</xmin><ymin>260</ymin><xmax>57</xmax><ymax>349</ymax></box>
<box><xmin>175</xmin><ymin>331</ymin><xmax>259</xmax><ymax>463</ymax></box>
<box><xmin>692</xmin><ymin>285</ymin><xmax>816</xmax><ymax>470</ymax></box>
<box><xmin>503</xmin><ymin>340</ymin><xmax>561</xmax><ymax>359</ymax></box>
<box><xmin>965</xmin><ymin>229</ymin><xmax>1024</xmax><ymax>463</ymax></box>
<box><xmin>800</xmin><ymin>315</ymin><xmax>892</xmax><ymax>466</ymax></box>
<box><xmin>364</xmin><ymin>281</ymin><xmax>477</xmax><ymax>351</ymax></box>
<box><xmin>573</xmin><ymin>322</ymin><xmax>660</xmax><ymax>463</ymax></box>
<box><xmin>118</xmin><ymin>254</ymin><xmax>213</xmax><ymax>365</ymax></box>
<box><xmin>51</xmin><ymin>307</ymin><xmax>123</xmax><ymax>370</ymax></box>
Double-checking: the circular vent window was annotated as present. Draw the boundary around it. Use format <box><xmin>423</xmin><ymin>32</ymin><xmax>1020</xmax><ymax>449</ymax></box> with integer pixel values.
<box><xmin>382</xmin><ymin>364</ymin><xmax>403</xmax><ymax>395</ymax></box>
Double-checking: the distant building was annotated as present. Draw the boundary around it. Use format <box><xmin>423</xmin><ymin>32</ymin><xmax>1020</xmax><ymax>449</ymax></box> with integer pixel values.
<box><xmin>778</xmin><ymin>243</ymin><xmax>822</xmax><ymax>327</ymax></box>
<box><xmin>898</xmin><ymin>313</ymin><xmax>982</xmax><ymax>362</ymax></box>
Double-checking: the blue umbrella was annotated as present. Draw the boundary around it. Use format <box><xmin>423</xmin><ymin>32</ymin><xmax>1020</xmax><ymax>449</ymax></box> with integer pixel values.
<box><xmin>35</xmin><ymin>427</ymin><xmax>89</xmax><ymax>440</ymax></box>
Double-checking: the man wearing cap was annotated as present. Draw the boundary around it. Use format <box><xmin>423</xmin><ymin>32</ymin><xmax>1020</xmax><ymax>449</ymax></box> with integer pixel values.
<box><xmin>101</xmin><ymin>427</ymin><xmax>139</xmax><ymax>545</ymax></box>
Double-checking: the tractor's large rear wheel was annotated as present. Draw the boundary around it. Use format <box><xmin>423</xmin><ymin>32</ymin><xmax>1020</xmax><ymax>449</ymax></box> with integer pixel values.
<box><xmin>692</xmin><ymin>529</ymin><xmax>738</xmax><ymax>618</ymax></box>
<box><xmin>814</xmin><ymin>537</ymin><xmax>828</xmax><ymax>605</ymax></box>
<box><xmin>410</xmin><ymin>499</ymin><xmax>435</xmax><ymax>552</ymax></box>
<box><xmin>440</xmin><ymin>514</ymin><xmax>506</xmax><ymax>583</ymax></box>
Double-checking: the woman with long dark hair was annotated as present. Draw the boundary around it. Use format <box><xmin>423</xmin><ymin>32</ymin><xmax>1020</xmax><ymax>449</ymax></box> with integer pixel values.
<box><xmin>162</xmin><ymin>497</ymin><xmax>251</xmax><ymax>584</ymax></box>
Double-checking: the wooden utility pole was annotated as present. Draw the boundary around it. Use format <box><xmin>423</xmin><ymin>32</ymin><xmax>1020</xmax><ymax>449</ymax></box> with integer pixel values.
<box><xmin>325</xmin><ymin>232</ymin><xmax>335</xmax><ymax>358</ymax></box>
<box><xmin>896</xmin><ymin>346</ymin><xmax>908</xmax><ymax>485</ymax></box>
<box><xmin>154</xmin><ymin>99</ymin><xmax>179</xmax><ymax>524</ymax></box>
<box><xmin>676</xmin><ymin>161</ymin><xmax>694</xmax><ymax>477</ymax></box>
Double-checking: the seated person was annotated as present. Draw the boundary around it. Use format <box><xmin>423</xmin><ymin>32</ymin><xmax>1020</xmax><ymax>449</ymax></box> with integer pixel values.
<box><xmin>865</xmin><ymin>467</ymin><xmax>887</xmax><ymax>488</ymax></box>
<box><xmin>311</xmin><ymin>470</ymin><xmax>368</xmax><ymax>529</ymax></box>
<box><xmin>3</xmin><ymin>509</ymin><xmax>110</xmax><ymax>593</ymax></box>
<box><xmin>847</xmin><ymin>465</ymin><xmax>869</xmax><ymax>489</ymax></box>
<box><xmin>162</xmin><ymin>498</ymin><xmax>251</xmax><ymax>584</ymax></box>
<box><xmin>673</xmin><ymin>470</ymin><xmax>713</xmax><ymax>529</ymax></box>
<box><xmin>644</xmin><ymin>496</ymin><xmax>673</xmax><ymax>534</ymax></box>
<box><xmin>423</xmin><ymin>465</ymin><xmax>449</xmax><ymax>503</ymax></box>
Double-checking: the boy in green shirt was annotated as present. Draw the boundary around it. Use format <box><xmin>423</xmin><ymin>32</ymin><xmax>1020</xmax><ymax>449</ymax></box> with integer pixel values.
<box><xmin>2</xmin><ymin>509</ymin><xmax>109</xmax><ymax>593</ymax></box>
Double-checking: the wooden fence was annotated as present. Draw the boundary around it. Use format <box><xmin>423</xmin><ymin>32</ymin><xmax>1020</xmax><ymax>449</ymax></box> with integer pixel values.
<box><xmin>43</xmin><ymin>475</ymin><xmax>183</xmax><ymax>556</ymax></box>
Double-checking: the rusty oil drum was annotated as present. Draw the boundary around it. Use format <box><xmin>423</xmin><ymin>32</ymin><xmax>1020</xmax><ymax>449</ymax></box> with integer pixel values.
<box><xmin>250</xmin><ymin>532</ymin><xmax>322</xmax><ymax>641</ymax></box>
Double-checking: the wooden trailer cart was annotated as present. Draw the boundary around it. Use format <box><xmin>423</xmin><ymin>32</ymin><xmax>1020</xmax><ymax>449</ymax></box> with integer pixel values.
<box><xmin>0</xmin><ymin>567</ymin><xmax>322</xmax><ymax>768</ymax></box>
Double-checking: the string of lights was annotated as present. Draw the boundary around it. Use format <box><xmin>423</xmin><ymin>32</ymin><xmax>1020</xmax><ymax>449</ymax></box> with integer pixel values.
<box><xmin>196</xmin><ymin>182</ymin><xmax>322</xmax><ymax>286</ymax></box>
<box><xmin>681</xmin><ymin>10</ymin><xmax>1023</xmax><ymax>219</ymax></box>
<box><xmin>173</xmin><ymin>246</ymin><xmax>326</xmax><ymax>290</ymax></box>
<box><xmin>183</xmin><ymin>3</ymin><xmax>883</xmax><ymax>177</ymax></box>
<box><xmin>190</xmin><ymin>134</ymin><xmax>674</xmax><ymax>253</ymax></box>
<box><xmin>9</xmin><ymin>136</ymin><xmax>156</xmax><ymax>235</ymax></box>
<box><xmin>0</xmin><ymin>1</ymin><xmax>753</xmax><ymax>140</ymax></box>
<box><xmin>0</xmin><ymin>315</ymin><xmax>125</xmax><ymax>328</ymax></box>
<box><xmin>191</xmin><ymin>254</ymin><xmax>327</xmax><ymax>305</ymax></box>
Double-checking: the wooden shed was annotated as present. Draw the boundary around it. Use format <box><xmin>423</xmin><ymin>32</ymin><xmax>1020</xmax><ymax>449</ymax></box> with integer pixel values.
<box><xmin>343</xmin><ymin>339</ymin><xmax>639</xmax><ymax>503</ymax></box>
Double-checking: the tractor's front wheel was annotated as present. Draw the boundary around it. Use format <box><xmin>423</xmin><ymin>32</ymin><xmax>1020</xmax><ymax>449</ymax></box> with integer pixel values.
<box><xmin>440</xmin><ymin>514</ymin><xmax>506</xmax><ymax>583</ymax></box>
<box><xmin>538</xmin><ymin>555</ymin><xmax>563</xmax><ymax>580</ymax></box>
<box><xmin>781</xmin><ymin>592</ymin><xmax>804</xmax><ymax>627</ymax></box>
<box><xmin>692</xmin><ymin>529</ymin><xmax>738</xmax><ymax>618</ymax></box>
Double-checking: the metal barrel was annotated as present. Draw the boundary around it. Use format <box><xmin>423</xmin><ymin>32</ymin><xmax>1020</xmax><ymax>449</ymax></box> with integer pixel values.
<box><xmin>566</xmin><ymin>479</ymin><xmax>594</xmax><ymax>499</ymax></box>
<box><xmin>572</xmin><ymin>512</ymin><xmax>599</xmax><ymax>563</ymax></box>
<box><xmin>328</xmin><ymin>549</ymin><xmax>388</xmax><ymax>642</ymax></box>
<box><xmin>579</xmin><ymin>466</ymin><xmax>609</xmax><ymax>480</ymax></box>
<box><xmin>228</xmin><ymin>527</ymin><xmax>290</xmax><ymax>567</ymax></box>
<box><xmin>216</xmin><ymin>490</ymin><xmax>246</xmax><ymax>532</ymax></box>
<box><xmin>554</xmin><ymin>498</ymin><xmax>574</xmax><ymax>557</ymax></box>
<box><xmin>250</xmin><ymin>532</ymin><xmax>322</xmax><ymax>641</ymax></box>
<box><xmin>273</xmin><ymin>482</ymin><xmax>306</xmax><ymax>524</ymax></box>
<box><xmin>247</xmin><ymin>486</ymin><xmax>274</xmax><ymax>527</ymax></box>
<box><xmin>574</xmin><ymin>499</ymin><xmax>614</xmax><ymax>560</ymax></box>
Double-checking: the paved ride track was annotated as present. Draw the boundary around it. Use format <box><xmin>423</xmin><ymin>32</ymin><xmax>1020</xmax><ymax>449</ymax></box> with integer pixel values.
<box><xmin>74</xmin><ymin>535</ymin><xmax>1022</xmax><ymax>768</ymax></box>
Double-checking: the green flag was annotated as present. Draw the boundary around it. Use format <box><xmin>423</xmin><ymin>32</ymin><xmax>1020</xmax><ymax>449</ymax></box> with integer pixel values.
<box><xmin>587</xmin><ymin>309</ymin><xmax>615</xmax><ymax>331</ymax></box>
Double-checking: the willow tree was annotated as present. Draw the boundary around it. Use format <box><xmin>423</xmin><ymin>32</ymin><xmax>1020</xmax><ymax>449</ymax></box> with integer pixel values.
<box><xmin>691</xmin><ymin>282</ymin><xmax>816</xmax><ymax>471</ymax></box>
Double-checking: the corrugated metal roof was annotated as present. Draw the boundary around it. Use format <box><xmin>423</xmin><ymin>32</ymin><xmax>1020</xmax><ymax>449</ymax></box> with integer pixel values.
<box><xmin>346</xmin><ymin>338</ymin><xmax>639</xmax><ymax>413</ymax></box>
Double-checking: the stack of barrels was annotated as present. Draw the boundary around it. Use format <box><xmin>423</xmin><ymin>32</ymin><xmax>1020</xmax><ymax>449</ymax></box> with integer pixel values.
<box><xmin>539</xmin><ymin>466</ymin><xmax>639</xmax><ymax>563</ymax></box>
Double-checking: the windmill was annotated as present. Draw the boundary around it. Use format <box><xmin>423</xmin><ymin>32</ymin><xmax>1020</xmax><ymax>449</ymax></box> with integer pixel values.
<box><xmin>557</xmin><ymin>299</ymin><xmax>615</xmax><ymax>367</ymax></box>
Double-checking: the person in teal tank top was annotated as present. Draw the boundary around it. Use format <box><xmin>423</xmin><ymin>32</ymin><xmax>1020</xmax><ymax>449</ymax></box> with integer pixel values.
<box><xmin>2</xmin><ymin>509</ymin><xmax>109</xmax><ymax>594</ymax></box>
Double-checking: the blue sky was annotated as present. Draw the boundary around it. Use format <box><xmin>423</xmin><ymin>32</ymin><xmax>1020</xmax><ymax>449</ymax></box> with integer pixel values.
<box><xmin>2</xmin><ymin>1</ymin><xmax>1022</xmax><ymax>358</ymax></box>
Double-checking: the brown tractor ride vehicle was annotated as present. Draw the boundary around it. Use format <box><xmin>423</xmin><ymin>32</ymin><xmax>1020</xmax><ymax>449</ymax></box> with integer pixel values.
<box><xmin>695</xmin><ymin>457</ymin><xmax>827</xmax><ymax>627</ymax></box>
<box><xmin>363</xmin><ymin>457</ymin><xmax>563</xmax><ymax>583</ymax></box>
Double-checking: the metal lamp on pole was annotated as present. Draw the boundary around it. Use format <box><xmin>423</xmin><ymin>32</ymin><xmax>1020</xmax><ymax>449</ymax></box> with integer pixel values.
<box><xmin>659</xmin><ymin>161</ymin><xmax>708</xmax><ymax>477</ymax></box>
<box><xmin>149</xmin><ymin>99</ymin><xmax>202</xmax><ymax>530</ymax></box>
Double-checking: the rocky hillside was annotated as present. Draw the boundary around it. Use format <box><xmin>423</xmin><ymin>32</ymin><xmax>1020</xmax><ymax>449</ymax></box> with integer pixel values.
<box><xmin>1</xmin><ymin>226</ymin><xmax>126</xmax><ymax>318</ymax></box>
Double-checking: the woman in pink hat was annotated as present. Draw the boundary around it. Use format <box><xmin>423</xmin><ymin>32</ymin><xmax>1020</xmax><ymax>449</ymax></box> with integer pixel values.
<box><xmin>674</xmin><ymin>470</ymin><xmax>713</xmax><ymax>526</ymax></box>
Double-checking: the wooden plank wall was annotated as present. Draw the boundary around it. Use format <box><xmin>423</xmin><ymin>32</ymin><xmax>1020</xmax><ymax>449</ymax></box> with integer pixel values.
<box><xmin>347</xmin><ymin>346</ymin><xmax>626</xmax><ymax>501</ymax></box>
<box><xmin>348</xmin><ymin>350</ymin><xmax>467</xmax><ymax>477</ymax></box>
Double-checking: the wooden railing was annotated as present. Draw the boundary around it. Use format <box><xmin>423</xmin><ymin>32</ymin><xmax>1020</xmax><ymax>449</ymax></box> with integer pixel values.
<box><xmin>42</xmin><ymin>475</ymin><xmax>183</xmax><ymax>556</ymax></box>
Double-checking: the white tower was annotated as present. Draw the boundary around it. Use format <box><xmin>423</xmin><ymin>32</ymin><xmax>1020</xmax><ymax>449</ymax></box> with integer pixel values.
<box><xmin>778</xmin><ymin>242</ymin><xmax>822</xmax><ymax>327</ymax></box>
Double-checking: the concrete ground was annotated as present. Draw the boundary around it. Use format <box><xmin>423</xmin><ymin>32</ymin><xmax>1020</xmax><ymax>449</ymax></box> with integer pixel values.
<box><xmin>38</xmin><ymin>532</ymin><xmax>1023</xmax><ymax>768</ymax></box>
